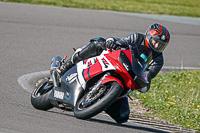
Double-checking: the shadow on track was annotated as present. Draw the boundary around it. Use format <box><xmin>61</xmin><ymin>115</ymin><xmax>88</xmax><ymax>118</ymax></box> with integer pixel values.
<box><xmin>89</xmin><ymin>118</ymin><xmax>169</xmax><ymax>133</ymax></box>
<box><xmin>47</xmin><ymin>110</ymin><xmax>75</xmax><ymax>118</ymax></box>
<box><xmin>47</xmin><ymin>110</ymin><xmax>169</xmax><ymax>133</ymax></box>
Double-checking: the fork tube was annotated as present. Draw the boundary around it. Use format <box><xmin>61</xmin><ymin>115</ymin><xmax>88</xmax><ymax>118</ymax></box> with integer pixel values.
<box><xmin>52</xmin><ymin>71</ymin><xmax>58</xmax><ymax>87</ymax></box>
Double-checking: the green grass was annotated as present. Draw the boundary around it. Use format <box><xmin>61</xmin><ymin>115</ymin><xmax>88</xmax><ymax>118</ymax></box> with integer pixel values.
<box><xmin>131</xmin><ymin>70</ymin><xmax>200</xmax><ymax>130</ymax></box>
<box><xmin>1</xmin><ymin>0</ymin><xmax>200</xmax><ymax>17</ymax></box>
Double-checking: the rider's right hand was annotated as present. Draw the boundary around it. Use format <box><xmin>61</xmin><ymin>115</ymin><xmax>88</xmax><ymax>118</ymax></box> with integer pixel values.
<box><xmin>105</xmin><ymin>38</ymin><xmax>118</xmax><ymax>50</ymax></box>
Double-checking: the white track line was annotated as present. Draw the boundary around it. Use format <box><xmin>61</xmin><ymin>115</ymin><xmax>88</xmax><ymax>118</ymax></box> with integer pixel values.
<box><xmin>18</xmin><ymin>70</ymin><xmax>49</xmax><ymax>93</ymax></box>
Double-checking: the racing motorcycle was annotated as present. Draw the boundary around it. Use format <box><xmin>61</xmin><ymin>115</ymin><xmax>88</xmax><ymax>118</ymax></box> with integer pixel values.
<box><xmin>31</xmin><ymin>37</ymin><xmax>152</xmax><ymax>120</ymax></box>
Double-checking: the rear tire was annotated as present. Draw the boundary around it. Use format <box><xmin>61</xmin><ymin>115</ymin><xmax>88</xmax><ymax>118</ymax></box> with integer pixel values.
<box><xmin>31</xmin><ymin>78</ymin><xmax>54</xmax><ymax>110</ymax></box>
<box><xmin>74</xmin><ymin>81</ymin><xmax>122</xmax><ymax>120</ymax></box>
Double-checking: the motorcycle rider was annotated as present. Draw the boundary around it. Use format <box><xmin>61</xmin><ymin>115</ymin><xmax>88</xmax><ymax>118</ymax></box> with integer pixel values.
<box><xmin>58</xmin><ymin>23</ymin><xmax>170</xmax><ymax>123</ymax></box>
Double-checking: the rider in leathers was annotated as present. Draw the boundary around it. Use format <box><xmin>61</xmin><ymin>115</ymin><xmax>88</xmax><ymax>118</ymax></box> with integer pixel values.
<box><xmin>58</xmin><ymin>23</ymin><xmax>170</xmax><ymax>123</ymax></box>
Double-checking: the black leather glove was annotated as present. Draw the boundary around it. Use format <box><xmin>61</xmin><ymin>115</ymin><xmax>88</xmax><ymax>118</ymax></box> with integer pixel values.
<box><xmin>106</xmin><ymin>38</ymin><xmax>118</xmax><ymax>50</ymax></box>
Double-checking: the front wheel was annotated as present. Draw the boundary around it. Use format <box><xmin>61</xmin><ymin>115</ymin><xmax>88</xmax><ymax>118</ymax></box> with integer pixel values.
<box><xmin>31</xmin><ymin>78</ymin><xmax>54</xmax><ymax>110</ymax></box>
<box><xmin>74</xmin><ymin>81</ymin><xmax>122</xmax><ymax>120</ymax></box>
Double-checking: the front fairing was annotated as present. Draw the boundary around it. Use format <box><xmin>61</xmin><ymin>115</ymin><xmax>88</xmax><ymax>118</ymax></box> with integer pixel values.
<box><xmin>130</xmin><ymin>45</ymin><xmax>152</xmax><ymax>75</ymax></box>
<box><xmin>118</xmin><ymin>46</ymin><xmax>152</xmax><ymax>89</ymax></box>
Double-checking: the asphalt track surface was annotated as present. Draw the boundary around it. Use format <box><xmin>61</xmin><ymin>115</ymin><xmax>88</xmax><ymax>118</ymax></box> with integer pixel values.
<box><xmin>0</xmin><ymin>2</ymin><xmax>199</xmax><ymax>133</ymax></box>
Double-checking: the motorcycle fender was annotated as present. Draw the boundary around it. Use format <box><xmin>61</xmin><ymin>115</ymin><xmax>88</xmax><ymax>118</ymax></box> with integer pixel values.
<box><xmin>101</xmin><ymin>75</ymin><xmax>124</xmax><ymax>90</ymax></box>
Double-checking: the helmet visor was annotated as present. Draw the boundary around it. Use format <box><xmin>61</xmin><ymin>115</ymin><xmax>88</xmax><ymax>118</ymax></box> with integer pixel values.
<box><xmin>150</xmin><ymin>37</ymin><xmax>168</xmax><ymax>53</ymax></box>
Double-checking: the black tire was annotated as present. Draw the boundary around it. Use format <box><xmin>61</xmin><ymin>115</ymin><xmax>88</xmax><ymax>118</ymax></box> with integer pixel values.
<box><xmin>74</xmin><ymin>81</ymin><xmax>122</xmax><ymax>120</ymax></box>
<box><xmin>31</xmin><ymin>78</ymin><xmax>54</xmax><ymax>110</ymax></box>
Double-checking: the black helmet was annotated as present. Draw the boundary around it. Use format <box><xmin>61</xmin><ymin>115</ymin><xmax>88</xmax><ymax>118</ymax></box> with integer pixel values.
<box><xmin>145</xmin><ymin>23</ymin><xmax>170</xmax><ymax>53</ymax></box>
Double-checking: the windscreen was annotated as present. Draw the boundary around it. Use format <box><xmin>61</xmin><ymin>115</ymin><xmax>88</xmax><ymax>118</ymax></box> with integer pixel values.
<box><xmin>130</xmin><ymin>45</ymin><xmax>151</xmax><ymax>76</ymax></box>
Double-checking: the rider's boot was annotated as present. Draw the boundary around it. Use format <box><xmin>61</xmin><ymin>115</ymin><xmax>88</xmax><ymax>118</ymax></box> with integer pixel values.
<box><xmin>59</xmin><ymin>52</ymin><xmax>82</xmax><ymax>76</ymax></box>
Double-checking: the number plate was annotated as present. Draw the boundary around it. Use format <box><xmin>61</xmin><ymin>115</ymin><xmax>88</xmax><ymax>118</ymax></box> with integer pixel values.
<box><xmin>54</xmin><ymin>90</ymin><xmax>64</xmax><ymax>99</ymax></box>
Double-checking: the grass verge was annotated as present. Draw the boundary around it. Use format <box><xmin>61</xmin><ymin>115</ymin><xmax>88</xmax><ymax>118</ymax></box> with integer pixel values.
<box><xmin>131</xmin><ymin>70</ymin><xmax>200</xmax><ymax>131</ymax></box>
<box><xmin>1</xmin><ymin>0</ymin><xmax>200</xmax><ymax>17</ymax></box>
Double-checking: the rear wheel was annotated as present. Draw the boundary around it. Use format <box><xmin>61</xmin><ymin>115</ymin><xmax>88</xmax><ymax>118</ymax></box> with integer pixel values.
<box><xmin>31</xmin><ymin>78</ymin><xmax>54</xmax><ymax>110</ymax></box>
<box><xmin>74</xmin><ymin>81</ymin><xmax>122</xmax><ymax>120</ymax></box>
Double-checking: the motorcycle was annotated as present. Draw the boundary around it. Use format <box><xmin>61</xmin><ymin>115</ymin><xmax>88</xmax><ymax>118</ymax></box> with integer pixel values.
<box><xmin>31</xmin><ymin>37</ymin><xmax>152</xmax><ymax>120</ymax></box>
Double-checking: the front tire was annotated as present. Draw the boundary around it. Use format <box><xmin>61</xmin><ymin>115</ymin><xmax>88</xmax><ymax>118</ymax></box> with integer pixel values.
<box><xmin>31</xmin><ymin>78</ymin><xmax>54</xmax><ymax>110</ymax></box>
<box><xmin>74</xmin><ymin>81</ymin><xmax>122</xmax><ymax>120</ymax></box>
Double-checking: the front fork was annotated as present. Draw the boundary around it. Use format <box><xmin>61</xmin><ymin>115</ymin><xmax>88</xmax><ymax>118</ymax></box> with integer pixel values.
<box><xmin>50</xmin><ymin>56</ymin><xmax>62</xmax><ymax>87</ymax></box>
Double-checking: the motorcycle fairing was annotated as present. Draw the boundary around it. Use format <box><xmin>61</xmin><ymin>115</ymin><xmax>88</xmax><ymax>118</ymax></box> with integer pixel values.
<box><xmin>49</xmin><ymin>66</ymin><xmax>85</xmax><ymax>107</ymax></box>
<box><xmin>77</xmin><ymin>50</ymin><xmax>115</xmax><ymax>88</ymax></box>
<box><xmin>110</xmin><ymin>49</ymin><xmax>148</xmax><ymax>90</ymax></box>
